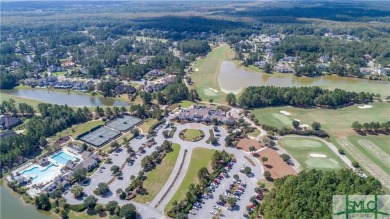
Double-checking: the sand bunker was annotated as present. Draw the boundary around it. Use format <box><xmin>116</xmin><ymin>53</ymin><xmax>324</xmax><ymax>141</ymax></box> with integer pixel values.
<box><xmin>358</xmin><ymin>105</ymin><xmax>372</xmax><ymax>109</ymax></box>
<box><xmin>310</xmin><ymin>153</ymin><xmax>327</xmax><ymax>158</ymax></box>
<box><xmin>209</xmin><ymin>88</ymin><xmax>219</xmax><ymax>93</ymax></box>
<box><xmin>299</xmin><ymin>124</ymin><xmax>309</xmax><ymax>128</ymax></box>
<box><xmin>294</xmin><ymin>119</ymin><xmax>301</xmax><ymax>122</ymax></box>
<box><xmin>203</xmin><ymin>88</ymin><xmax>217</xmax><ymax>96</ymax></box>
<box><xmin>280</xmin><ymin>111</ymin><xmax>291</xmax><ymax>116</ymax></box>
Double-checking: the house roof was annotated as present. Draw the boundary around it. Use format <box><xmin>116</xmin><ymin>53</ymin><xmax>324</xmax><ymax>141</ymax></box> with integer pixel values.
<box><xmin>0</xmin><ymin>115</ymin><xmax>21</xmax><ymax>129</ymax></box>
<box><xmin>80</xmin><ymin>151</ymin><xmax>92</xmax><ymax>159</ymax></box>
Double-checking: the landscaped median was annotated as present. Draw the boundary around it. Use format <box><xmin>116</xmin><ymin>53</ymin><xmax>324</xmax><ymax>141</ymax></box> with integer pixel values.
<box><xmin>134</xmin><ymin>143</ymin><xmax>181</xmax><ymax>203</ymax></box>
<box><xmin>164</xmin><ymin>147</ymin><xmax>216</xmax><ymax>213</ymax></box>
<box><xmin>179</xmin><ymin>129</ymin><xmax>205</xmax><ymax>142</ymax></box>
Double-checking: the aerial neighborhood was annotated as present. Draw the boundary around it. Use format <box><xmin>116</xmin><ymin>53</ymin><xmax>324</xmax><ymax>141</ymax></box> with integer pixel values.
<box><xmin>0</xmin><ymin>1</ymin><xmax>389</xmax><ymax>219</ymax></box>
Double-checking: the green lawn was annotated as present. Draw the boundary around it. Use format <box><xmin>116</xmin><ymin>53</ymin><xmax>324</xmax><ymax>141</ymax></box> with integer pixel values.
<box><xmin>55</xmin><ymin>120</ymin><xmax>104</xmax><ymax>139</ymax></box>
<box><xmin>189</xmin><ymin>44</ymin><xmax>235</xmax><ymax>104</ymax></box>
<box><xmin>347</xmin><ymin>135</ymin><xmax>390</xmax><ymax>174</ymax></box>
<box><xmin>178</xmin><ymin>100</ymin><xmax>194</xmax><ymax>108</ymax></box>
<box><xmin>164</xmin><ymin>147</ymin><xmax>216</xmax><ymax>212</ymax></box>
<box><xmin>279</xmin><ymin>137</ymin><xmax>345</xmax><ymax>170</ymax></box>
<box><xmin>68</xmin><ymin>210</ymin><xmax>109</xmax><ymax>219</ymax></box>
<box><xmin>134</xmin><ymin>143</ymin><xmax>181</xmax><ymax>203</ymax></box>
<box><xmin>138</xmin><ymin>118</ymin><xmax>157</xmax><ymax>134</ymax></box>
<box><xmin>183</xmin><ymin>129</ymin><xmax>202</xmax><ymax>140</ymax></box>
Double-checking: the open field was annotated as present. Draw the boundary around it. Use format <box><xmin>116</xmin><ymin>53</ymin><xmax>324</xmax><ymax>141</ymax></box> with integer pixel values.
<box><xmin>164</xmin><ymin>147</ymin><xmax>215</xmax><ymax>212</ymax></box>
<box><xmin>138</xmin><ymin>118</ymin><xmax>157</xmax><ymax>134</ymax></box>
<box><xmin>279</xmin><ymin>137</ymin><xmax>345</xmax><ymax>170</ymax></box>
<box><xmin>248</xmin><ymin>128</ymin><xmax>260</xmax><ymax>138</ymax></box>
<box><xmin>134</xmin><ymin>143</ymin><xmax>180</xmax><ymax>203</ymax></box>
<box><xmin>55</xmin><ymin>120</ymin><xmax>104</xmax><ymax>139</ymax></box>
<box><xmin>189</xmin><ymin>44</ymin><xmax>235</xmax><ymax>104</ymax></box>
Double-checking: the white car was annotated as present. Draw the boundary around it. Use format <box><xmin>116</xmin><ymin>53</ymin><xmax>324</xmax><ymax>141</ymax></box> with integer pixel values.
<box><xmin>210</xmin><ymin>210</ymin><xmax>217</xmax><ymax>215</ymax></box>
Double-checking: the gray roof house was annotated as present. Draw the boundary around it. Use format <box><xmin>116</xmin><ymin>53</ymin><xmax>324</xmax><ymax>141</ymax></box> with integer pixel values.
<box><xmin>0</xmin><ymin>115</ymin><xmax>22</xmax><ymax>130</ymax></box>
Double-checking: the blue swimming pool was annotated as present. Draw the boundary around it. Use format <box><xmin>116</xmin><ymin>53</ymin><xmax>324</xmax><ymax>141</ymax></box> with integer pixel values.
<box><xmin>21</xmin><ymin>164</ymin><xmax>59</xmax><ymax>184</ymax></box>
<box><xmin>51</xmin><ymin>151</ymin><xmax>77</xmax><ymax>165</ymax></box>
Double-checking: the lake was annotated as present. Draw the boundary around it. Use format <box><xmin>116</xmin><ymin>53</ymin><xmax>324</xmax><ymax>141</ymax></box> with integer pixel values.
<box><xmin>0</xmin><ymin>185</ymin><xmax>54</xmax><ymax>219</ymax></box>
<box><xmin>1</xmin><ymin>88</ymin><xmax>129</xmax><ymax>107</ymax></box>
<box><xmin>218</xmin><ymin>61</ymin><xmax>390</xmax><ymax>94</ymax></box>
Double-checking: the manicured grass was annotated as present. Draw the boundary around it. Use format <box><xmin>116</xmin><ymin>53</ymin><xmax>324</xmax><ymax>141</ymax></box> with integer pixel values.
<box><xmin>251</xmin><ymin>102</ymin><xmax>390</xmax><ymax>137</ymax></box>
<box><xmin>248</xmin><ymin>128</ymin><xmax>260</xmax><ymax>138</ymax></box>
<box><xmin>347</xmin><ymin>135</ymin><xmax>390</xmax><ymax>174</ymax></box>
<box><xmin>182</xmin><ymin>129</ymin><xmax>202</xmax><ymax>140</ymax></box>
<box><xmin>68</xmin><ymin>210</ymin><xmax>109</xmax><ymax>219</ymax></box>
<box><xmin>138</xmin><ymin>118</ymin><xmax>158</xmax><ymax>134</ymax></box>
<box><xmin>164</xmin><ymin>147</ymin><xmax>216</xmax><ymax>212</ymax></box>
<box><xmin>55</xmin><ymin>120</ymin><xmax>104</xmax><ymax>139</ymax></box>
<box><xmin>189</xmin><ymin>44</ymin><xmax>235</xmax><ymax>104</ymax></box>
<box><xmin>279</xmin><ymin>137</ymin><xmax>345</xmax><ymax>170</ymax></box>
<box><xmin>178</xmin><ymin>100</ymin><xmax>194</xmax><ymax>108</ymax></box>
<box><xmin>1</xmin><ymin>92</ymin><xmax>47</xmax><ymax>110</ymax></box>
<box><xmin>134</xmin><ymin>143</ymin><xmax>181</xmax><ymax>203</ymax></box>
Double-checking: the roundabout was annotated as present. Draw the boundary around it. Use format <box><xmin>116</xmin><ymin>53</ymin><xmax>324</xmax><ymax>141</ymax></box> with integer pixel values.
<box><xmin>179</xmin><ymin>128</ymin><xmax>205</xmax><ymax>142</ymax></box>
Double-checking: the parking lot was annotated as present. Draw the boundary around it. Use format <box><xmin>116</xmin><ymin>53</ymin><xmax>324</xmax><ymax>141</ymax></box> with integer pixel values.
<box><xmin>189</xmin><ymin>159</ymin><xmax>257</xmax><ymax>219</ymax></box>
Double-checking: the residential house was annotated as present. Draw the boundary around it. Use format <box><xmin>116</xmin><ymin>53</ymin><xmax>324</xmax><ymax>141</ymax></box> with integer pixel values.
<box><xmin>74</xmin><ymin>157</ymin><xmax>99</xmax><ymax>171</ymax></box>
<box><xmin>254</xmin><ymin>61</ymin><xmax>268</xmax><ymax>68</ymax></box>
<box><xmin>115</xmin><ymin>85</ymin><xmax>136</xmax><ymax>95</ymax></box>
<box><xmin>0</xmin><ymin>115</ymin><xmax>22</xmax><ymax>130</ymax></box>
<box><xmin>145</xmin><ymin>69</ymin><xmax>165</xmax><ymax>78</ymax></box>
<box><xmin>273</xmin><ymin>65</ymin><xmax>293</xmax><ymax>73</ymax></box>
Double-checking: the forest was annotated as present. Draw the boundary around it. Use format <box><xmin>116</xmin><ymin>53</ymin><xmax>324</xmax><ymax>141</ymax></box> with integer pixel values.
<box><xmin>260</xmin><ymin>169</ymin><xmax>384</xmax><ymax>218</ymax></box>
<box><xmin>238</xmin><ymin>86</ymin><xmax>375</xmax><ymax>109</ymax></box>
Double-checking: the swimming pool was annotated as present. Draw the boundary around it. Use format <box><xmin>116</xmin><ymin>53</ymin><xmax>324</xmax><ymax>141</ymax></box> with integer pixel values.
<box><xmin>51</xmin><ymin>151</ymin><xmax>78</xmax><ymax>165</ymax></box>
<box><xmin>21</xmin><ymin>164</ymin><xmax>59</xmax><ymax>184</ymax></box>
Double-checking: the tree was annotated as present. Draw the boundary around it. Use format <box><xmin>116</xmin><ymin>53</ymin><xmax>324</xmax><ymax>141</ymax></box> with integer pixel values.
<box><xmin>140</xmin><ymin>91</ymin><xmax>152</xmax><ymax>105</ymax></box>
<box><xmin>72</xmin><ymin>168</ymin><xmax>87</xmax><ymax>183</ymax></box>
<box><xmin>280</xmin><ymin>154</ymin><xmax>291</xmax><ymax>162</ymax></box>
<box><xmin>352</xmin><ymin>161</ymin><xmax>360</xmax><ymax>168</ymax></box>
<box><xmin>209</xmin><ymin>99</ymin><xmax>214</xmax><ymax>104</ymax></box>
<box><xmin>249</xmin><ymin>146</ymin><xmax>256</xmax><ymax>154</ymax></box>
<box><xmin>226</xmin><ymin>93</ymin><xmax>237</xmax><ymax>106</ymax></box>
<box><xmin>84</xmin><ymin>195</ymin><xmax>97</xmax><ymax>209</ymax></box>
<box><xmin>260</xmin><ymin>169</ymin><xmax>384</xmax><ymax>218</ymax></box>
<box><xmin>227</xmin><ymin>197</ymin><xmax>236</xmax><ymax>207</ymax></box>
<box><xmin>261</xmin><ymin>156</ymin><xmax>268</xmax><ymax>163</ymax></box>
<box><xmin>35</xmin><ymin>193</ymin><xmax>51</xmax><ymax>211</ymax></box>
<box><xmin>292</xmin><ymin>120</ymin><xmax>300</xmax><ymax>129</ymax></box>
<box><xmin>94</xmin><ymin>182</ymin><xmax>109</xmax><ymax>196</ymax></box>
<box><xmin>106</xmin><ymin>201</ymin><xmax>119</xmax><ymax>215</ymax></box>
<box><xmin>264</xmin><ymin>171</ymin><xmax>272</xmax><ymax>180</ymax></box>
<box><xmin>243</xmin><ymin>166</ymin><xmax>252</xmax><ymax>175</ymax></box>
<box><xmin>233</xmin><ymin>174</ymin><xmax>240</xmax><ymax>180</ymax></box>
<box><xmin>264</xmin><ymin>63</ymin><xmax>272</xmax><ymax>73</ymax></box>
<box><xmin>311</xmin><ymin>122</ymin><xmax>321</xmax><ymax>131</ymax></box>
<box><xmin>210</xmin><ymin>137</ymin><xmax>218</xmax><ymax>145</ymax></box>
<box><xmin>110</xmin><ymin>141</ymin><xmax>120</xmax><ymax>149</ymax></box>
<box><xmin>70</xmin><ymin>186</ymin><xmax>84</xmax><ymax>198</ymax></box>
<box><xmin>94</xmin><ymin>203</ymin><xmax>104</xmax><ymax>213</ymax></box>
<box><xmin>111</xmin><ymin>165</ymin><xmax>120</xmax><ymax>174</ymax></box>
<box><xmin>197</xmin><ymin>167</ymin><xmax>210</xmax><ymax>181</ymax></box>
<box><xmin>338</xmin><ymin>149</ymin><xmax>345</xmax><ymax>155</ymax></box>
<box><xmin>351</xmin><ymin>121</ymin><xmax>362</xmax><ymax>131</ymax></box>
<box><xmin>120</xmin><ymin>203</ymin><xmax>137</xmax><ymax>219</ymax></box>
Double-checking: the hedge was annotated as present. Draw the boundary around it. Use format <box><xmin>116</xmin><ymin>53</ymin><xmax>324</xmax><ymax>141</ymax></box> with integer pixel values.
<box><xmin>148</xmin><ymin>118</ymin><xmax>166</xmax><ymax>134</ymax></box>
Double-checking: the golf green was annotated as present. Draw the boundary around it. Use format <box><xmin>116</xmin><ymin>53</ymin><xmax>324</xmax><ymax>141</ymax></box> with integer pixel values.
<box><xmin>305</xmin><ymin>157</ymin><xmax>340</xmax><ymax>169</ymax></box>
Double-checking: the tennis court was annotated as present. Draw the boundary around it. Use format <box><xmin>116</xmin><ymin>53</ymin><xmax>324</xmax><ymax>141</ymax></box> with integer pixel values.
<box><xmin>79</xmin><ymin>126</ymin><xmax>121</xmax><ymax>147</ymax></box>
<box><xmin>106</xmin><ymin>115</ymin><xmax>142</xmax><ymax>132</ymax></box>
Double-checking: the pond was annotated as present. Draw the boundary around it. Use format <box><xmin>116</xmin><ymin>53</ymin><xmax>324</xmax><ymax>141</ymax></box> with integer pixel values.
<box><xmin>2</xmin><ymin>88</ymin><xmax>130</xmax><ymax>107</ymax></box>
<box><xmin>0</xmin><ymin>185</ymin><xmax>54</xmax><ymax>219</ymax></box>
<box><xmin>218</xmin><ymin>61</ymin><xmax>390</xmax><ymax>94</ymax></box>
